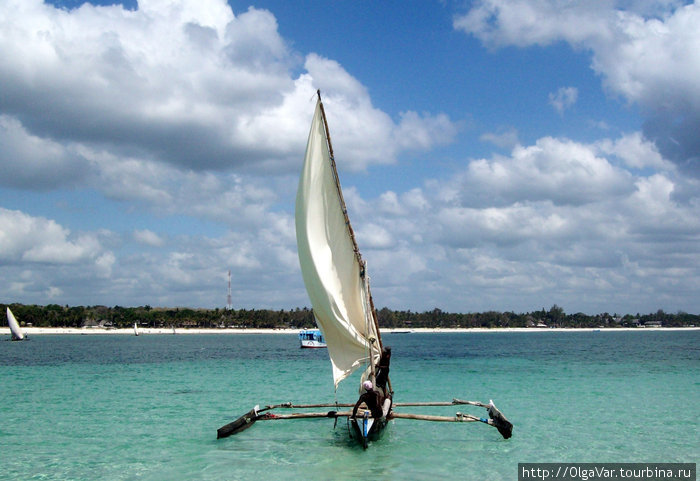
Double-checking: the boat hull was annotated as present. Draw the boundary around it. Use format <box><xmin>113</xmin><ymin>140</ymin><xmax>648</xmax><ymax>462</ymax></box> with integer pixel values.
<box><xmin>350</xmin><ymin>412</ymin><xmax>388</xmax><ymax>449</ymax></box>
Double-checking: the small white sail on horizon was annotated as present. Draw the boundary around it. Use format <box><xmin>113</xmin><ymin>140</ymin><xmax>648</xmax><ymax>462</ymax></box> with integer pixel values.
<box><xmin>6</xmin><ymin>307</ymin><xmax>25</xmax><ymax>341</ymax></box>
<box><xmin>134</xmin><ymin>322</ymin><xmax>139</xmax><ymax>336</ymax></box>
<box><xmin>295</xmin><ymin>96</ymin><xmax>382</xmax><ymax>389</ymax></box>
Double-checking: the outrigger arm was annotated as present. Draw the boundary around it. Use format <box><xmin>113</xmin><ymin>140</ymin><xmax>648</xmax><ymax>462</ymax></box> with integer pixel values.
<box><xmin>217</xmin><ymin>399</ymin><xmax>512</xmax><ymax>439</ymax></box>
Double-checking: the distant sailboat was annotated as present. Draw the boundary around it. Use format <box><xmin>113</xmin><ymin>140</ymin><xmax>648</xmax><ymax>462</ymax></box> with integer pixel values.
<box><xmin>134</xmin><ymin>322</ymin><xmax>139</xmax><ymax>336</ymax></box>
<box><xmin>6</xmin><ymin>308</ymin><xmax>26</xmax><ymax>341</ymax></box>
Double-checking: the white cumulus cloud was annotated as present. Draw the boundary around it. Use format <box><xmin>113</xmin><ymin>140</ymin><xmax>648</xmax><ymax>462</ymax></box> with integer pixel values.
<box><xmin>0</xmin><ymin>208</ymin><xmax>104</xmax><ymax>264</ymax></box>
<box><xmin>455</xmin><ymin>0</ymin><xmax>700</xmax><ymax>174</ymax></box>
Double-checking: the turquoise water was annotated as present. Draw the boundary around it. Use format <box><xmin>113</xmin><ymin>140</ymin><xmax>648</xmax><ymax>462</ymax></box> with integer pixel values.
<box><xmin>1</xmin><ymin>331</ymin><xmax>698</xmax><ymax>480</ymax></box>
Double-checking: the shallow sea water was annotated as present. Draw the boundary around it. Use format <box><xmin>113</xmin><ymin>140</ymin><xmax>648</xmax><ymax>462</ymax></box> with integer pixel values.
<box><xmin>1</xmin><ymin>331</ymin><xmax>698</xmax><ymax>480</ymax></box>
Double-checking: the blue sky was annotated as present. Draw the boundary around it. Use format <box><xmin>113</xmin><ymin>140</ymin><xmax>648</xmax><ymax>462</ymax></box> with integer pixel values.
<box><xmin>1</xmin><ymin>0</ymin><xmax>698</xmax><ymax>315</ymax></box>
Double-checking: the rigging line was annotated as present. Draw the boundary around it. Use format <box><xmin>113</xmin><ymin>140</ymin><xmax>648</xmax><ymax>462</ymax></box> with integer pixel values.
<box><xmin>317</xmin><ymin>92</ymin><xmax>364</xmax><ymax>268</ymax></box>
<box><xmin>317</xmin><ymin>90</ymin><xmax>383</xmax><ymax>382</ymax></box>
<box><xmin>364</xmin><ymin>271</ymin><xmax>381</xmax><ymax>383</ymax></box>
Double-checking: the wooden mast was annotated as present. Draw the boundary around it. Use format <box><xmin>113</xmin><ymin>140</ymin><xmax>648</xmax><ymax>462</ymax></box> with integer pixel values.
<box><xmin>316</xmin><ymin>90</ymin><xmax>388</xmax><ymax>394</ymax></box>
<box><xmin>316</xmin><ymin>90</ymin><xmax>384</xmax><ymax>353</ymax></box>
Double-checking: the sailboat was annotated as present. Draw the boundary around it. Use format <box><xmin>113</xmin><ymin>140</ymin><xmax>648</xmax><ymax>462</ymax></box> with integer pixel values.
<box><xmin>295</xmin><ymin>91</ymin><xmax>393</xmax><ymax>446</ymax></box>
<box><xmin>217</xmin><ymin>91</ymin><xmax>512</xmax><ymax>447</ymax></box>
<box><xmin>133</xmin><ymin>322</ymin><xmax>139</xmax><ymax>336</ymax></box>
<box><xmin>6</xmin><ymin>307</ymin><xmax>26</xmax><ymax>341</ymax></box>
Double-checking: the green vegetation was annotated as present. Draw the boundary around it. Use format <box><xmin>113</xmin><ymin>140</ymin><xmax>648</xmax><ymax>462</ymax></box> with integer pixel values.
<box><xmin>1</xmin><ymin>303</ymin><xmax>315</xmax><ymax>329</ymax></box>
<box><xmin>2</xmin><ymin>303</ymin><xmax>697</xmax><ymax>329</ymax></box>
<box><xmin>376</xmin><ymin>306</ymin><xmax>697</xmax><ymax>328</ymax></box>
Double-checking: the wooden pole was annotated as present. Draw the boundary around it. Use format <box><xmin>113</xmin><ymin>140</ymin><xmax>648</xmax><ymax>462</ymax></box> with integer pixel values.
<box><xmin>393</xmin><ymin>399</ymin><xmax>489</xmax><ymax>408</ymax></box>
<box><xmin>259</xmin><ymin>411</ymin><xmax>352</xmax><ymax>420</ymax></box>
<box><xmin>263</xmin><ymin>402</ymin><xmax>354</xmax><ymax>409</ymax></box>
<box><xmin>317</xmin><ymin>89</ymin><xmax>384</xmax><ymax>378</ymax></box>
<box><xmin>252</xmin><ymin>411</ymin><xmax>485</xmax><ymax>423</ymax></box>
<box><xmin>389</xmin><ymin>412</ymin><xmax>482</xmax><ymax>423</ymax></box>
<box><xmin>243</xmin><ymin>399</ymin><xmax>489</xmax><ymax>412</ymax></box>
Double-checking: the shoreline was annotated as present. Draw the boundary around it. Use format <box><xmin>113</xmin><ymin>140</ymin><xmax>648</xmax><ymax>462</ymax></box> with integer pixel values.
<box><xmin>3</xmin><ymin>326</ymin><xmax>698</xmax><ymax>335</ymax></box>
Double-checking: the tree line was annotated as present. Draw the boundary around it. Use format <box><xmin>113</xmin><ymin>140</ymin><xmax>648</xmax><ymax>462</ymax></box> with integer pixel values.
<box><xmin>3</xmin><ymin>303</ymin><xmax>698</xmax><ymax>329</ymax></box>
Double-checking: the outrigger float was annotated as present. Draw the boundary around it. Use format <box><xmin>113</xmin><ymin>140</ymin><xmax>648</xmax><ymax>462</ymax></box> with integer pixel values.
<box><xmin>217</xmin><ymin>399</ymin><xmax>512</xmax><ymax>449</ymax></box>
<box><xmin>217</xmin><ymin>91</ymin><xmax>512</xmax><ymax>448</ymax></box>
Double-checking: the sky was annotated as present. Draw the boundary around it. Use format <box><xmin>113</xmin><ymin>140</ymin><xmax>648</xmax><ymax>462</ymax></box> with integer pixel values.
<box><xmin>1</xmin><ymin>0</ymin><xmax>698</xmax><ymax>315</ymax></box>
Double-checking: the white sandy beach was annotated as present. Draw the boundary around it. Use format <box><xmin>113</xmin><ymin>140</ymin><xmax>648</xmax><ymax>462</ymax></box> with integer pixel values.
<box><xmin>3</xmin><ymin>326</ymin><xmax>697</xmax><ymax>336</ymax></box>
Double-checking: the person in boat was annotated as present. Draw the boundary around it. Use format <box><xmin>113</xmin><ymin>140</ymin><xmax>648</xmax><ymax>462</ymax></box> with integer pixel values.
<box><xmin>352</xmin><ymin>380</ymin><xmax>384</xmax><ymax>419</ymax></box>
<box><xmin>375</xmin><ymin>346</ymin><xmax>391</xmax><ymax>396</ymax></box>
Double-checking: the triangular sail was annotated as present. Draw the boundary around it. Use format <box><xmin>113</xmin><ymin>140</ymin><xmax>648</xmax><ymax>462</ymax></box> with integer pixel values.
<box><xmin>7</xmin><ymin>308</ymin><xmax>24</xmax><ymax>341</ymax></box>
<box><xmin>295</xmin><ymin>96</ymin><xmax>381</xmax><ymax>389</ymax></box>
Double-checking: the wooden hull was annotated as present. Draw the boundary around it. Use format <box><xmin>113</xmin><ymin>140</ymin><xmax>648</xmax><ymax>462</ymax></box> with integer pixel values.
<box><xmin>350</xmin><ymin>411</ymin><xmax>389</xmax><ymax>449</ymax></box>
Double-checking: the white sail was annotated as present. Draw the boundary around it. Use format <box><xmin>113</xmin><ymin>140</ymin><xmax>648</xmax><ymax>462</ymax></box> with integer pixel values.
<box><xmin>7</xmin><ymin>307</ymin><xmax>25</xmax><ymax>341</ymax></box>
<box><xmin>295</xmin><ymin>98</ymin><xmax>381</xmax><ymax>389</ymax></box>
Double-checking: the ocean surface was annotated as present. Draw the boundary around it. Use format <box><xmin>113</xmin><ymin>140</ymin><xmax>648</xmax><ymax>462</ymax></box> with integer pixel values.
<box><xmin>1</xmin><ymin>330</ymin><xmax>698</xmax><ymax>480</ymax></box>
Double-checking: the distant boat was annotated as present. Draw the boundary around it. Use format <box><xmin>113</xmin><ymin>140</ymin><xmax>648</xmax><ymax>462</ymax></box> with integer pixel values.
<box><xmin>134</xmin><ymin>322</ymin><xmax>139</xmax><ymax>336</ymax></box>
<box><xmin>298</xmin><ymin>329</ymin><xmax>327</xmax><ymax>348</ymax></box>
<box><xmin>6</xmin><ymin>308</ymin><xmax>26</xmax><ymax>341</ymax></box>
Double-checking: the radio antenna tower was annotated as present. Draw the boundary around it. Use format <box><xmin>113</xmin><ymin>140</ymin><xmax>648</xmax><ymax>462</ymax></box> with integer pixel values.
<box><xmin>227</xmin><ymin>270</ymin><xmax>232</xmax><ymax>310</ymax></box>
